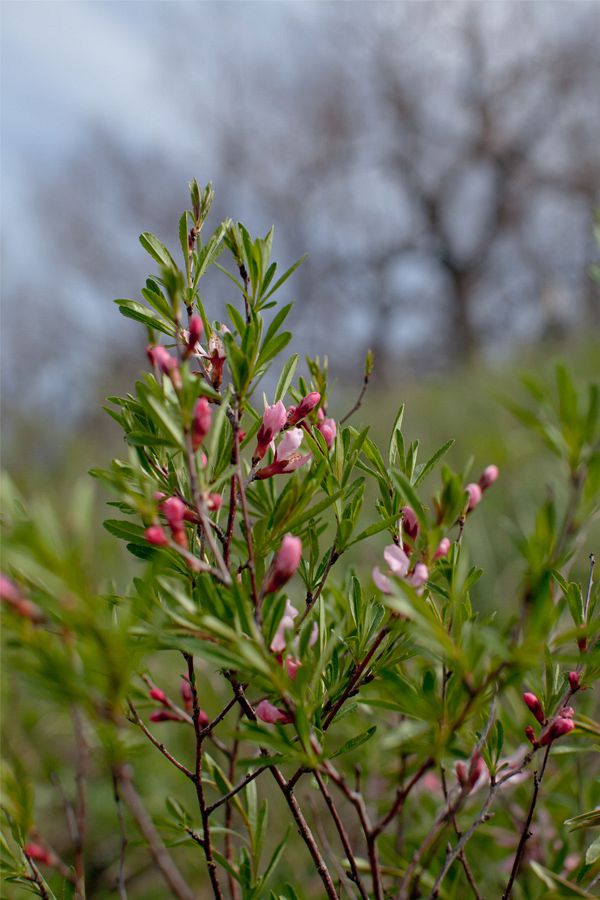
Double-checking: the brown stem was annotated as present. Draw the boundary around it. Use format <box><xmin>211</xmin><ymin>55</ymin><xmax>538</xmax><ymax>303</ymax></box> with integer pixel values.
<box><xmin>314</xmin><ymin>770</ymin><xmax>370</xmax><ymax>900</ymax></box>
<box><xmin>127</xmin><ymin>700</ymin><xmax>194</xmax><ymax>779</ymax></box>
<box><xmin>339</xmin><ymin>368</ymin><xmax>372</xmax><ymax>426</ymax></box>
<box><xmin>112</xmin><ymin>772</ymin><xmax>129</xmax><ymax>900</ymax></box>
<box><xmin>501</xmin><ymin>745</ymin><xmax>551</xmax><ymax>900</ymax></box>
<box><xmin>322</xmin><ymin>626</ymin><xmax>389</xmax><ymax>730</ymax></box>
<box><xmin>206</xmin><ymin>764</ymin><xmax>269</xmax><ymax>816</ymax></box>
<box><xmin>297</xmin><ymin>546</ymin><xmax>339</xmax><ymax>627</ymax></box>
<box><xmin>439</xmin><ymin>767</ymin><xmax>483</xmax><ymax>900</ymax></box>
<box><xmin>184</xmin><ymin>653</ymin><xmax>225</xmax><ymax>900</ymax></box>
<box><xmin>113</xmin><ymin>764</ymin><xmax>195</xmax><ymax>900</ymax></box>
<box><xmin>72</xmin><ymin>706</ymin><xmax>88</xmax><ymax>899</ymax></box>
<box><xmin>224</xmin><ymin>710</ymin><xmax>242</xmax><ymax>900</ymax></box>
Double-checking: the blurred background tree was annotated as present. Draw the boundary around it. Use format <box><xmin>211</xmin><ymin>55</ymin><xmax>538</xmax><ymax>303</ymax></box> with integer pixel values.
<box><xmin>2</xmin><ymin>1</ymin><xmax>599</xmax><ymax>480</ymax></box>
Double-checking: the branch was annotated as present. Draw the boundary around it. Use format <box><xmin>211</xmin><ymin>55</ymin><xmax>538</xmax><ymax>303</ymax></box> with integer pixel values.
<box><xmin>112</xmin><ymin>772</ymin><xmax>129</xmax><ymax>900</ymax></box>
<box><xmin>112</xmin><ymin>764</ymin><xmax>195</xmax><ymax>900</ymax></box>
<box><xmin>314</xmin><ymin>769</ymin><xmax>370</xmax><ymax>900</ymax></box>
<box><xmin>127</xmin><ymin>700</ymin><xmax>194</xmax><ymax>779</ymax></box>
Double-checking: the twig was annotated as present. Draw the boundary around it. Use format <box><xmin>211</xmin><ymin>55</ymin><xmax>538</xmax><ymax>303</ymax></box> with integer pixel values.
<box><xmin>322</xmin><ymin>626</ymin><xmax>389</xmax><ymax>730</ymax></box>
<box><xmin>24</xmin><ymin>855</ymin><xmax>50</xmax><ymax>900</ymax></box>
<box><xmin>501</xmin><ymin>745</ymin><xmax>551</xmax><ymax>899</ymax></box>
<box><xmin>314</xmin><ymin>769</ymin><xmax>370</xmax><ymax>899</ymax></box>
<box><xmin>112</xmin><ymin>772</ymin><xmax>129</xmax><ymax>900</ymax></box>
<box><xmin>224</xmin><ymin>709</ymin><xmax>242</xmax><ymax>900</ymax></box>
<box><xmin>439</xmin><ymin>766</ymin><xmax>483</xmax><ymax>900</ymax></box>
<box><xmin>127</xmin><ymin>700</ymin><xmax>194</xmax><ymax>779</ymax></box>
<box><xmin>206</xmin><ymin>764</ymin><xmax>269</xmax><ymax>816</ymax></box>
<box><xmin>340</xmin><ymin>351</ymin><xmax>373</xmax><ymax>425</ymax></box>
<box><xmin>297</xmin><ymin>546</ymin><xmax>339</xmax><ymax>627</ymax></box>
<box><xmin>72</xmin><ymin>706</ymin><xmax>88</xmax><ymax>899</ymax></box>
<box><xmin>112</xmin><ymin>764</ymin><xmax>195</xmax><ymax>900</ymax></box>
<box><xmin>184</xmin><ymin>653</ymin><xmax>225</xmax><ymax>899</ymax></box>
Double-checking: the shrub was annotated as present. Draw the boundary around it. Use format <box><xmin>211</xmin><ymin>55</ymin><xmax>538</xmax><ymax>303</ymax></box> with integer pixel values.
<box><xmin>2</xmin><ymin>181</ymin><xmax>599</xmax><ymax>899</ymax></box>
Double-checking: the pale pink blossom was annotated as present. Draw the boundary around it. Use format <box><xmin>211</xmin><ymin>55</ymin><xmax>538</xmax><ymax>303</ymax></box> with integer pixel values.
<box><xmin>270</xmin><ymin>599</ymin><xmax>300</xmax><ymax>653</ymax></box>
<box><xmin>317</xmin><ymin>417</ymin><xmax>337</xmax><ymax>449</ymax></box>
<box><xmin>434</xmin><ymin>537</ymin><xmax>451</xmax><ymax>560</ymax></box>
<box><xmin>255</xmin><ymin>699</ymin><xmax>292</xmax><ymax>725</ymax></box>
<box><xmin>192</xmin><ymin>397</ymin><xmax>212</xmax><ymax>450</ymax></box>
<box><xmin>373</xmin><ymin>546</ymin><xmax>428</xmax><ymax>595</ymax></box>
<box><xmin>401</xmin><ymin>506</ymin><xmax>419</xmax><ymax>542</ymax></box>
<box><xmin>145</xmin><ymin>525</ymin><xmax>169</xmax><ymax>547</ymax></box>
<box><xmin>255</xmin><ymin>400</ymin><xmax>287</xmax><ymax>460</ymax></box>
<box><xmin>256</xmin><ymin>428</ymin><xmax>311</xmax><ymax>479</ymax></box>
<box><xmin>285</xmin><ymin>656</ymin><xmax>302</xmax><ymax>680</ymax></box>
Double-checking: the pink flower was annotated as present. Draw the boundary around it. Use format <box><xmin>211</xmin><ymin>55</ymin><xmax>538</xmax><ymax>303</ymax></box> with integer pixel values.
<box><xmin>317</xmin><ymin>416</ymin><xmax>337</xmax><ymax>449</ymax></box>
<box><xmin>465</xmin><ymin>483</ymin><xmax>482</xmax><ymax>511</ymax></box>
<box><xmin>285</xmin><ymin>656</ymin><xmax>302</xmax><ymax>680</ymax></box>
<box><xmin>0</xmin><ymin>574</ymin><xmax>22</xmax><ymax>604</ymax></box>
<box><xmin>287</xmin><ymin>392</ymin><xmax>321</xmax><ymax>426</ymax></box>
<box><xmin>479</xmin><ymin>465</ymin><xmax>499</xmax><ymax>490</ymax></box>
<box><xmin>523</xmin><ymin>692</ymin><xmax>545</xmax><ymax>724</ymax></box>
<box><xmin>146</xmin><ymin>345</ymin><xmax>181</xmax><ymax>390</ymax></box>
<box><xmin>402</xmin><ymin>506</ymin><xmax>419</xmax><ymax>543</ymax></box>
<box><xmin>270</xmin><ymin>599</ymin><xmax>300</xmax><ymax>653</ymax></box>
<box><xmin>264</xmin><ymin>536</ymin><xmax>302</xmax><ymax>596</ymax></box>
<box><xmin>372</xmin><ymin>545</ymin><xmax>428</xmax><ymax>595</ymax></box>
<box><xmin>434</xmin><ymin>537</ymin><xmax>451</xmax><ymax>560</ymax></box>
<box><xmin>192</xmin><ymin>397</ymin><xmax>212</xmax><ymax>450</ymax></box>
<box><xmin>185</xmin><ymin>315</ymin><xmax>203</xmax><ymax>357</ymax></box>
<box><xmin>149</xmin><ymin>687</ymin><xmax>168</xmax><ymax>705</ymax></box>
<box><xmin>255</xmin><ymin>699</ymin><xmax>293</xmax><ymax>725</ymax></box>
<box><xmin>255</xmin><ymin>428</ymin><xmax>311</xmax><ymax>479</ymax></box>
<box><xmin>145</xmin><ymin>525</ymin><xmax>169</xmax><ymax>547</ymax></box>
<box><xmin>456</xmin><ymin>750</ymin><xmax>486</xmax><ymax>793</ymax></box>
<box><xmin>205</xmin><ymin>493</ymin><xmax>222</xmax><ymax>512</ymax></box>
<box><xmin>25</xmin><ymin>843</ymin><xmax>55</xmax><ymax>866</ymax></box>
<box><xmin>161</xmin><ymin>497</ymin><xmax>186</xmax><ymax>529</ymax></box>
<box><xmin>255</xmin><ymin>400</ymin><xmax>287</xmax><ymax>461</ymax></box>
<box><xmin>540</xmin><ymin>715</ymin><xmax>576</xmax><ymax>746</ymax></box>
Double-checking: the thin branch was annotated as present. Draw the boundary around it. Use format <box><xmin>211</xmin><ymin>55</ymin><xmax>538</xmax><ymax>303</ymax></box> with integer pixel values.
<box><xmin>314</xmin><ymin>769</ymin><xmax>370</xmax><ymax>900</ymax></box>
<box><xmin>298</xmin><ymin>546</ymin><xmax>339</xmax><ymax>627</ymax></box>
<box><xmin>206</xmin><ymin>764</ymin><xmax>269</xmax><ymax>816</ymax></box>
<box><xmin>322</xmin><ymin>626</ymin><xmax>389</xmax><ymax>730</ymax></box>
<box><xmin>439</xmin><ymin>766</ymin><xmax>483</xmax><ymax>900</ymax></box>
<box><xmin>127</xmin><ymin>700</ymin><xmax>194</xmax><ymax>779</ymax></box>
<box><xmin>112</xmin><ymin>764</ymin><xmax>195</xmax><ymax>900</ymax></box>
<box><xmin>501</xmin><ymin>745</ymin><xmax>552</xmax><ymax>900</ymax></box>
<box><xmin>340</xmin><ymin>351</ymin><xmax>373</xmax><ymax>425</ymax></box>
<box><xmin>184</xmin><ymin>653</ymin><xmax>225</xmax><ymax>900</ymax></box>
<box><xmin>112</xmin><ymin>772</ymin><xmax>129</xmax><ymax>900</ymax></box>
<box><xmin>72</xmin><ymin>706</ymin><xmax>88</xmax><ymax>900</ymax></box>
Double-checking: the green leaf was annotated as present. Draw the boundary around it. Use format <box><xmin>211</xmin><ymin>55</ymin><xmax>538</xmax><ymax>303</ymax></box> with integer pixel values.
<box><xmin>413</xmin><ymin>439</ymin><xmax>454</xmax><ymax>487</ymax></box>
<box><xmin>139</xmin><ymin>232</ymin><xmax>177</xmax><ymax>270</ymax></box>
<box><xmin>262</xmin><ymin>255</ymin><xmax>307</xmax><ymax>301</ymax></box>
<box><xmin>391</xmin><ymin>470</ymin><xmax>427</xmax><ymax>529</ymax></box>
<box><xmin>115</xmin><ymin>300</ymin><xmax>175</xmax><ymax>336</ymax></box>
<box><xmin>275</xmin><ymin>355</ymin><xmax>299</xmax><ymax>402</ymax></box>
<box><xmin>388</xmin><ymin>405</ymin><xmax>405</xmax><ymax>468</ymax></box>
<box><xmin>331</xmin><ymin>726</ymin><xmax>377</xmax><ymax>759</ymax></box>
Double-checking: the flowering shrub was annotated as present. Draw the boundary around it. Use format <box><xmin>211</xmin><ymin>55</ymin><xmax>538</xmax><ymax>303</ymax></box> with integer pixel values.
<box><xmin>1</xmin><ymin>181</ymin><xmax>599</xmax><ymax>899</ymax></box>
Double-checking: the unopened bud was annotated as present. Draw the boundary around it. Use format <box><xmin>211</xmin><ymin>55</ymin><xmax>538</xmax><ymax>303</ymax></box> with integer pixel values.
<box><xmin>192</xmin><ymin>397</ymin><xmax>212</xmax><ymax>450</ymax></box>
<box><xmin>402</xmin><ymin>506</ymin><xmax>419</xmax><ymax>543</ymax></box>
<box><xmin>255</xmin><ymin>699</ymin><xmax>293</xmax><ymax>725</ymax></box>
<box><xmin>568</xmin><ymin>671</ymin><xmax>581</xmax><ymax>692</ymax></box>
<box><xmin>465</xmin><ymin>483</ymin><xmax>482</xmax><ymax>511</ymax></box>
<box><xmin>540</xmin><ymin>716</ymin><xmax>576</xmax><ymax>746</ymax></box>
<box><xmin>145</xmin><ymin>525</ymin><xmax>169</xmax><ymax>547</ymax></box>
<box><xmin>523</xmin><ymin>692</ymin><xmax>545</xmax><ymax>725</ymax></box>
<box><xmin>479</xmin><ymin>465</ymin><xmax>499</xmax><ymax>490</ymax></box>
<box><xmin>524</xmin><ymin>725</ymin><xmax>538</xmax><ymax>746</ymax></box>
<box><xmin>317</xmin><ymin>417</ymin><xmax>337</xmax><ymax>450</ymax></box>
<box><xmin>434</xmin><ymin>537</ymin><xmax>451</xmax><ymax>560</ymax></box>
<box><xmin>180</xmin><ymin>679</ymin><xmax>193</xmax><ymax>713</ymax></box>
<box><xmin>185</xmin><ymin>315</ymin><xmax>203</xmax><ymax>356</ymax></box>
<box><xmin>287</xmin><ymin>392</ymin><xmax>321</xmax><ymax>426</ymax></box>
<box><xmin>263</xmin><ymin>535</ymin><xmax>302</xmax><ymax>595</ymax></box>
<box><xmin>161</xmin><ymin>497</ymin><xmax>186</xmax><ymax>530</ymax></box>
<box><xmin>150</xmin><ymin>710</ymin><xmax>183</xmax><ymax>723</ymax></box>
<box><xmin>149</xmin><ymin>687</ymin><xmax>168</xmax><ymax>705</ymax></box>
<box><xmin>25</xmin><ymin>842</ymin><xmax>55</xmax><ymax>866</ymax></box>
<box><xmin>205</xmin><ymin>493</ymin><xmax>222</xmax><ymax>512</ymax></box>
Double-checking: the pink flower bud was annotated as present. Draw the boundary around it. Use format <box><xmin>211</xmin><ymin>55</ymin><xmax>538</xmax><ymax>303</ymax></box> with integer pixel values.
<box><xmin>147</xmin><ymin>345</ymin><xmax>181</xmax><ymax>390</ymax></box>
<box><xmin>455</xmin><ymin>761</ymin><xmax>468</xmax><ymax>787</ymax></box>
<box><xmin>263</xmin><ymin>535</ymin><xmax>302</xmax><ymax>595</ymax></box>
<box><xmin>524</xmin><ymin>725</ymin><xmax>538</xmax><ymax>746</ymax></box>
<box><xmin>523</xmin><ymin>692</ymin><xmax>545</xmax><ymax>725</ymax></box>
<box><xmin>434</xmin><ymin>537</ymin><xmax>451</xmax><ymax>560</ymax></box>
<box><xmin>150</xmin><ymin>710</ymin><xmax>182</xmax><ymax>723</ymax></box>
<box><xmin>540</xmin><ymin>716</ymin><xmax>575</xmax><ymax>746</ymax></box>
<box><xmin>180</xmin><ymin>679</ymin><xmax>193</xmax><ymax>712</ymax></box>
<box><xmin>402</xmin><ymin>506</ymin><xmax>419</xmax><ymax>542</ymax></box>
<box><xmin>465</xmin><ymin>483</ymin><xmax>482</xmax><ymax>511</ymax></box>
<box><xmin>149</xmin><ymin>688</ymin><xmax>168</xmax><ymax>705</ymax></box>
<box><xmin>287</xmin><ymin>392</ymin><xmax>321</xmax><ymax>426</ymax></box>
<box><xmin>161</xmin><ymin>496</ymin><xmax>186</xmax><ymax>530</ymax></box>
<box><xmin>317</xmin><ymin>417</ymin><xmax>337</xmax><ymax>449</ymax></box>
<box><xmin>145</xmin><ymin>525</ymin><xmax>169</xmax><ymax>547</ymax></box>
<box><xmin>255</xmin><ymin>699</ymin><xmax>293</xmax><ymax>725</ymax></box>
<box><xmin>205</xmin><ymin>493</ymin><xmax>222</xmax><ymax>512</ymax></box>
<box><xmin>0</xmin><ymin>574</ymin><xmax>22</xmax><ymax>604</ymax></box>
<box><xmin>192</xmin><ymin>397</ymin><xmax>212</xmax><ymax>450</ymax></box>
<box><xmin>561</xmin><ymin>705</ymin><xmax>575</xmax><ymax>719</ymax></box>
<box><xmin>255</xmin><ymin>401</ymin><xmax>287</xmax><ymax>461</ymax></box>
<box><xmin>479</xmin><ymin>465</ymin><xmax>499</xmax><ymax>490</ymax></box>
<box><xmin>185</xmin><ymin>315</ymin><xmax>203</xmax><ymax>356</ymax></box>
<box><xmin>285</xmin><ymin>656</ymin><xmax>301</xmax><ymax>680</ymax></box>
<box><xmin>467</xmin><ymin>750</ymin><xmax>485</xmax><ymax>790</ymax></box>
<box><xmin>25</xmin><ymin>842</ymin><xmax>55</xmax><ymax>865</ymax></box>
<box><xmin>568</xmin><ymin>671</ymin><xmax>581</xmax><ymax>692</ymax></box>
